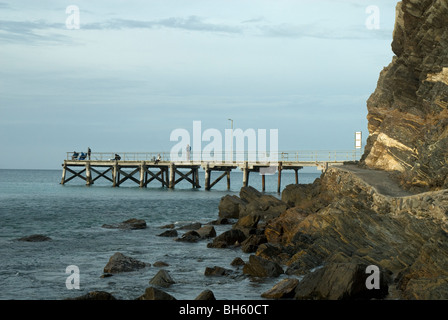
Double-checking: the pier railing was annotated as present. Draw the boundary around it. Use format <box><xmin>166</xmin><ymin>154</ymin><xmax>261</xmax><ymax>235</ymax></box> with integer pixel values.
<box><xmin>66</xmin><ymin>150</ymin><xmax>362</xmax><ymax>163</ymax></box>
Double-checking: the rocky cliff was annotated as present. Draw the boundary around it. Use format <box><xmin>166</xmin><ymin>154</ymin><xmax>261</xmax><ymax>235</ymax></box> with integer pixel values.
<box><xmin>361</xmin><ymin>0</ymin><xmax>448</xmax><ymax>191</ymax></box>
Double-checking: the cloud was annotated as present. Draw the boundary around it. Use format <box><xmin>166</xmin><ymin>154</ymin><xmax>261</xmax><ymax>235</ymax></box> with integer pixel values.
<box><xmin>82</xmin><ymin>15</ymin><xmax>243</xmax><ymax>34</ymax></box>
<box><xmin>0</xmin><ymin>20</ymin><xmax>71</xmax><ymax>44</ymax></box>
<box><xmin>0</xmin><ymin>13</ymin><xmax>392</xmax><ymax>46</ymax></box>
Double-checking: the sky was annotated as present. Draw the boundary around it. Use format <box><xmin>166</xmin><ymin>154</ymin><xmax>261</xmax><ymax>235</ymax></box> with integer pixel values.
<box><xmin>0</xmin><ymin>0</ymin><xmax>399</xmax><ymax>169</ymax></box>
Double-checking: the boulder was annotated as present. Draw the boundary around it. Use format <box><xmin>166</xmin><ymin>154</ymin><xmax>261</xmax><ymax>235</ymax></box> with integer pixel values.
<box><xmin>204</xmin><ymin>266</ymin><xmax>232</xmax><ymax>276</ymax></box>
<box><xmin>230</xmin><ymin>257</ymin><xmax>245</xmax><ymax>267</ymax></box>
<box><xmin>233</xmin><ymin>214</ymin><xmax>260</xmax><ymax>231</ymax></box>
<box><xmin>208</xmin><ymin>217</ymin><xmax>232</xmax><ymax>225</ymax></box>
<box><xmin>153</xmin><ymin>261</ymin><xmax>170</xmax><ymax>267</ymax></box>
<box><xmin>17</xmin><ymin>234</ymin><xmax>51</xmax><ymax>242</ymax></box>
<box><xmin>264</xmin><ymin>207</ymin><xmax>309</xmax><ymax>244</ymax></box>
<box><xmin>137</xmin><ymin>287</ymin><xmax>176</xmax><ymax>300</ymax></box>
<box><xmin>175</xmin><ymin>231</ymin><xmax>201</xmax><ymax>242</ymax></box>
<box><xmin>178</xmin><ymin>222</ymin><xmax>202</xmax><ymax>230</ymax></box>
<box><xmin>67</xmin><ymin>291</ymin><xmax>116</xmax><ymax>300</ymax></box>
<box><xmin>195</xmin><ymin>225</ymin><xmax>217</xmax><ymax>238</ymax></box>
<box><xmin>159</xmin><ymin>223</ymin><xmax>175</xmax><ymax>229</ymax></box>
<box><xmin>195</xmin><ymin>289</ymin><xmax>216</xmax><ymax>300</ymax></box>
<box><xmin>261</xmin><ymin>278</ymin><xmax>299</xmax><ymax>299</ymax></box>
<box><xmin>157</xmin><ymin>229</ymin><xmax>178</xmax><ymax>237</ymax></box>
<box><xmin>239</xmin><ymin>186</ymin><xmax>263</xmax><ymax>203</ymax></box>
<box><xmin>207</xmin><ymin>229</ymin><xmax>246</xmax><ymax>248</ymax></box>
<box><xmin>218</xmin><ymin>195</ymin><xmax>247</xmax><ymax>219</ymax></box>
<box><xmin>242</xmin><ymin>255</ymin><xmax>284</xmax><ymax>278</ymax></box>
<box><xmin>241</xmin><ymin>234</ymin><xmax>267</xmax><ymax>253</ymax></box>
<box><xmin>239</xmin><ymin>186</ymin><xmax>288</xmax><ymax>220</ymax></box>
<box><xmin>103</xmin><ymin>252</ymin><xmax>149</xmax><ymax>274</ymax></box>
<box><xmin>294</xmin><ymin>263</ymin><xmax>390</xmax><ymax>300</ymax></box>
<box><xmin>149</xmin><ymin>269</ymin><xmax>176</xmax><ymax>288</ymax></box>
<box><xmin>102</xmin><ymin>218</ymin><xmax>147</xmax><ymax>230</ymax></box>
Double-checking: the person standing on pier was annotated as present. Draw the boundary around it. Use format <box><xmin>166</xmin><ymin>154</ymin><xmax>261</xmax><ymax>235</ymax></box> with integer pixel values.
<box><xmin>87</xmin><ymin>147</ymin><xmax>91</xmax><ymax>160</ymax></box>
<box><xmin>186</xmin><ymin>144</ymin><xmax>191</xmax><ymax>162</ymax></box>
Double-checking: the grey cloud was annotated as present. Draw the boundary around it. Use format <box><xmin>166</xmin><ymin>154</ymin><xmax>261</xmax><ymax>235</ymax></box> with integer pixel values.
<box><xmin>0</xmin><ymin>14</ymin><xmax>392</xmax><ymax>45</ymax></box>
<box><xmin>0</xmin><ymin>20</ymin><xmax>71</xmax><ymax>44</ymax></box>
<box><xmin>83</xmin><ymin>15</ymin><xmax>243</xmax><ymax>34</ymax></box>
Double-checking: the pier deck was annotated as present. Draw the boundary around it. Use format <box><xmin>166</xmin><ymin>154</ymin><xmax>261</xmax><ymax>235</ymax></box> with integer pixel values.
<box><xmin>61</xmin><ymin>151</ymin><xmax>360</xmax><ymax>192</ymax></box>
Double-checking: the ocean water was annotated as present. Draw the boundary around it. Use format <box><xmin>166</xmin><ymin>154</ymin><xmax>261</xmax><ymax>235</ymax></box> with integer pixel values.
<box><xmin>0</xmin><ymin>168</ymin><xmax>321</xmax><ymax>300</ymax></box>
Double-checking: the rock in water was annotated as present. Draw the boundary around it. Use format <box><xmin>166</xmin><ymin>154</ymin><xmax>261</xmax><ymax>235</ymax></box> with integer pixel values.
<box><xmin>361</xmin><ymin>0</ymin><xmax>448</xmax><ymax>191</ymax></box>
<box><xmin>17</xmin><ymin>234</ymin><xmax>51</xmax><ymax>242</ymax></box>
<box><xmin>261</xmin><ymin>278</ymin><xmax>299</xmax><ymax>299</ymax></box>
<box><xmin>294</xmin><ymin>263</ymin><xmax>390</xmax><ymax>300</ymax></box>
<box><xmin>67</xmin><ymin>291</ymin><xmax>116</xmax><ymax>300</ymax></box>
<box><xmin>242</xmin><ymin>255</ymin><xmax>284</xmax><ymax>278</ymax></box>
<box><xmin>149</xmin><ymin>269</ymin><xmax>176</xmax><ymax>288</ymax></box>
<box><xmin>195</xmin><ymin>290</ymin><xmax>216</xmax><ymax>300</ymax></box>
<box><xmin>103</xmin><ymin>252</ymin><xmax>149</xmax><ymax>274</ymax></box>
<box><xmin>137</xmin><ymin>287</ymin><xmax>176</xmax><ymax>300</ymax></box>
<box><xmin>102</xmin><ymin>218</ymin><xmax>147</xmax><ymax>230</ymax></box>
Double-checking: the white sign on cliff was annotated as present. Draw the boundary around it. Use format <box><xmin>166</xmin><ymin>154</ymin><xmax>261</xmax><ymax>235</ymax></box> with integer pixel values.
<box><xmin>355</xmin><ymin>131</ymin><xmax>362</xmax><ymax>149</ymax></box>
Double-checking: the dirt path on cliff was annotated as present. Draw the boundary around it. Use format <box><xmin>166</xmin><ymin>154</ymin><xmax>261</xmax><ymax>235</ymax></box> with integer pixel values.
<box><xmin>336</xmin><ymin>165</ymin><xmax>415</xmax><ymax>197</ymax></box>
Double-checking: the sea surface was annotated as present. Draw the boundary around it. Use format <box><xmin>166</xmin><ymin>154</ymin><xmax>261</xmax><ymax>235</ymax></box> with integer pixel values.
<box><xmin>0</xmin><ymin>168</ymin><xmax>321</xmax><ymax>300</ymax></box>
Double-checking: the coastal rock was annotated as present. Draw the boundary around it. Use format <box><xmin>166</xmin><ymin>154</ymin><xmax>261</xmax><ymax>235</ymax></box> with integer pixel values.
<box><xmin>361</xmin><ymin>0</ymin><xmax>448</xmax><ymax>191</ymax></box>
<box><xmin>149</xmin><ymin>269</ymin><xmax>176</xmax><ymax>288</ymax></box>
<box><xmin>102</xmin><ymin>218</ymin><xmax>147</xmax><ymax>230</ymax></box>
<box><xmin>294</xmin><ymin>263</ymin><xmax>390</xmax><ymax>300</ymax></box>
<box><xmin>153</xmin><ymin>261</ymin><xmax>170</xmax><ymax>267</ymax></box>
<box><xmin>204</xmin><ymin>266</ymin><xmax>232</xmax><ymax>276</ymax></box>
<box><xmin>176</xmin><ymin>230</ymin><xmax>201</xmax><ymax>242</ymax></box>
<box><xmin>176</xmin><ymin>225</ymin><xmax>216</xmax><ymax>242</ymax></box>
<box><xmin>239</xmin><ymin>187</ymin><xmax>288</xmax><ymax>220</ymax></box>
<box><xmin>17</xmin><ymin>234</ymin><xmax>51</xmax><ymax>242</ymax></box>
<box><xmin>230</xmin><ymin>257</ymin><xmax>245</xmax><ymax>267</ymax></box>
<box><xmin>218</xmin><ymin>195</ymin><xmax>246</xmax><ymax>219</ymax></box>
<box><xmin>241</xmin><ymin>234</ymin><xmax>267</xmax><ymax>253</ymax></box>
<box><xmin>103</xmin><ymin>252</ymin><xmax>149</xmax><ymax>274</ymax></box>
<box><xmin>194</xmin><ymin>225</ymin><xmax>216</xmax><ymax>238</ymax></box>
<box><xmin>207</xmin><ymin>229</ymin><xmax>246</xmax><ymax>248</ymax></box>
<box><xmin>242</xmin><ymin>255</ymin><xmax>284</xmax><ymax>278</ymax></box>
<box><xmin>264</xmin><ymin>207</ymin><xmax>309</xmax><ymax>245</ymax></box>
<box><xmin>67</xmin><ymin>291</ymin><xmax>117</xmax><ymax>300</ymax></box>
<box><xmin>178</xmin><ymin>222</ymin><xmax>202</xmax><ymax>230</ymax></box>
<box><xmin>157</xmin><ymin>229</ymin><xmax>178</xmax><ymax>237</ymax></box>
<box><xmin>261</xmin><ymin>278</ymin><xmax>299</xmax><ymax>299</ymax></box>
<box><xmin>195</xmin><ymin>290</ymin><xmax>216</xmax><ymax>300</ymax></box>
<box><xmin>261</xmin><ymin>165</ymin><xmax>448</xmax><ymax>299</ymax></box>
<box><xmin>137</xmin><ymin>287</ymin><xmax>176</xmax><ymax>300</ymax></box>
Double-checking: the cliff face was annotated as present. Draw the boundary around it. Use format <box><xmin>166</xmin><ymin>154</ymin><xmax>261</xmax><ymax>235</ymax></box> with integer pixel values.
<box><xmin>361</xmin><ymin>0</ymin><xmax>448</xmax><ymax>190</ymax></box>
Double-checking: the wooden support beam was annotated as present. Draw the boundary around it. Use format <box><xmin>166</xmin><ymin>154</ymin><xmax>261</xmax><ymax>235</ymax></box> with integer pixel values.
<box><xmin>139</xmin><ymin>164</ymin><xmax>146</xmax><ymax>187</ymax></box>
<box><xmin>242</xmin><ymin>162</ymin><xmax>249</xmax><ymax>187</ymax></box>
<box><xmin>145</xmin><ymin>168</ymin><xmax>168</xmax><ymax>187</ymax></box>
<box><xmin>277</xmin><ymin>161</ymin><xmax>283</xmax><ymax>193</ymax></box>
<box><xmin>117</xmin><ymin>167</ymin><xmax>140</xmax><ymax>186</ymax></box>
<box><xmin>174</xmin><ymin>168</ymin><xmax>195</xmax><ymax>186</ymax></box>
<box><xmin>226</xmin><ymin>170</ymin><xmax>231</xmax><ymax>190</ymax></box>
<box><xmin>209</xmin><ymin>170</ymin><xmax>228</xmax><ymax>190</ymax></box>
<box><xmin>294</xmin><ymin>168</ymin><xmax>299</xmax><ymax>184</ymax></box>
<box><xmin>63</xmin><ymin>167</ymin><xmax>87</xmax><ymax>184</ymax></box>
<box><xmin>85</xmin><ymin>162</ymin><xmax>93</xmax><ymax>186</ymax></box>
<box><xmin>91</xmin><ymin>167</ymin><xmax>113</xmax><ymax>183</ymax></box>
<box><xmin>205</xmin><ymin>163</ymin><xmax>211</xmax><ymax>190</ymax></box>
<box><xmin>112</xmin><ymin>163</ymin><xmax>118</xmax><ymax>187</ymax></box>
<box><xmin>195</xmin><ymin>168</ymin><xmax>201</xmax><ymax>188</ymax></box>
<box><xmin>262</xmin><ymin>174</ymin><xmax>266</xmax><ymax>192</ymax></box>
<box><xmin>169</xmin><ymin>163</ymin><xmax>175</xmax><ymax>188</ymax></box>
<box><xmin>60</xmin><ymin>163</ymin><xmax>67</xmax><ymax>185</ymax></box>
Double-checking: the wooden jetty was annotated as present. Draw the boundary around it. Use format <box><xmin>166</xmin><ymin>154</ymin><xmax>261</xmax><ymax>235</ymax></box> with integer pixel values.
<box><xmin>60</xmin><ymin>151</ymin><xmax>360</xmax><ymax>192</ymax></box>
